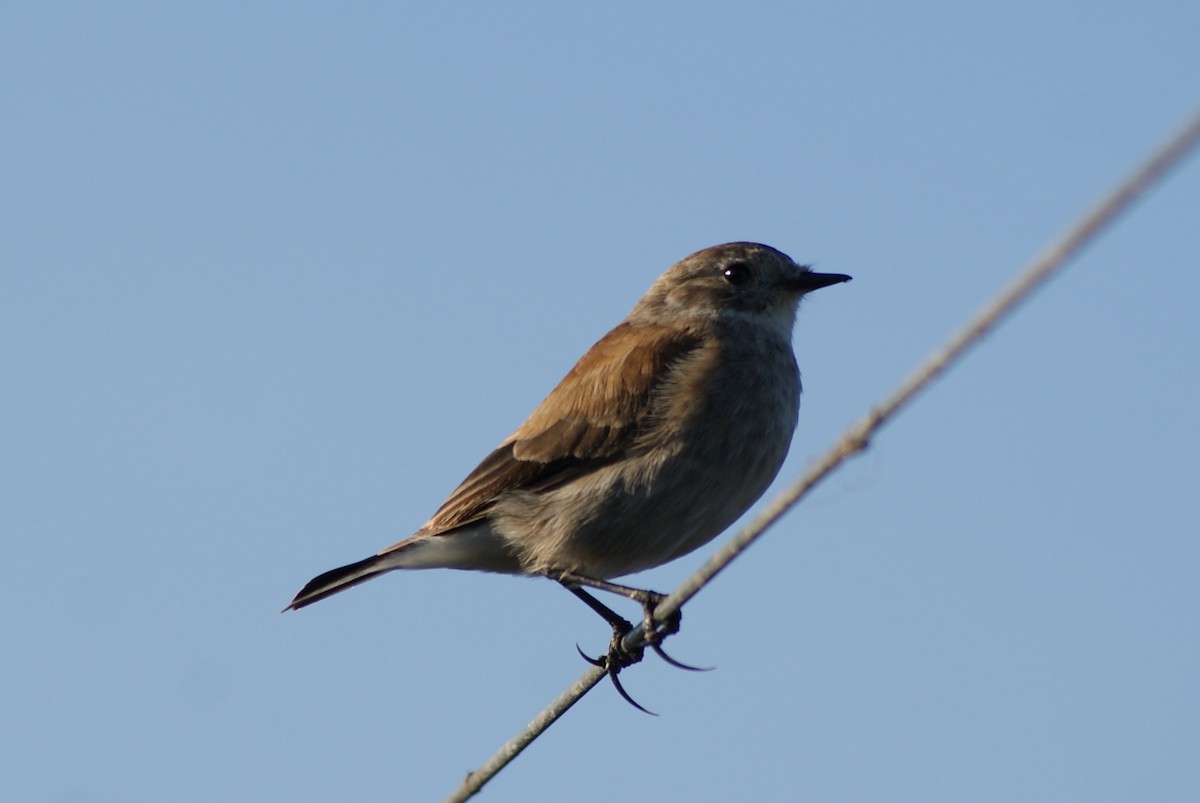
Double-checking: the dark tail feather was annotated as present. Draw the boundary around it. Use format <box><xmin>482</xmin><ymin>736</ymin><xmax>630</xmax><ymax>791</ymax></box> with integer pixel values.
<box><xmin>284</xmin><ymin>554</ymin><xmax>393</xmax><ymax>611</ymax></box>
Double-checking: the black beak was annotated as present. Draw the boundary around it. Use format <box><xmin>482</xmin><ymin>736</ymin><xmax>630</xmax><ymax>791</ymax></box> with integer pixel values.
<box><xmin>787</xmin><ymin>270</ymin><xmax>853</xmax><ymax>293</ymax></box>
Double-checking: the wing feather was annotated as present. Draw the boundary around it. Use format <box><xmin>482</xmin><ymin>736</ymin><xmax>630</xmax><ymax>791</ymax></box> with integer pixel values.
<box><xmin>419</xmin><ymin>322</ymin><xmax>703</xmax><ymax>534</ymax></box>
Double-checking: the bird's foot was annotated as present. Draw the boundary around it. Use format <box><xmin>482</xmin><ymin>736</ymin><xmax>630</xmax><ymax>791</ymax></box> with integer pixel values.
<box><xmin>633</xmin><ymin>591</ymin><xmax>711</xmax><ymax>673</ymax></box>
<box><xmin>576</xmin><ymin>617</ymin><xmax>653</xmax><ymax>714</ymax></box>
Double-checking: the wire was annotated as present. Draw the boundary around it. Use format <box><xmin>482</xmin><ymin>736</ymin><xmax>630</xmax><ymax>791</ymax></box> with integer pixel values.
<box><xmin>443</xmin><ymin>107</ymin><xmax>1200</xmax><ymax>803</ymax></box>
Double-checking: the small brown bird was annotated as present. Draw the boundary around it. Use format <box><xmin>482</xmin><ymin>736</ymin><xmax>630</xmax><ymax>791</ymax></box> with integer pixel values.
<box><xmin>287</xmin><ymin>242</ymin><xmax>849</xmax><ymax>703</ymax></box>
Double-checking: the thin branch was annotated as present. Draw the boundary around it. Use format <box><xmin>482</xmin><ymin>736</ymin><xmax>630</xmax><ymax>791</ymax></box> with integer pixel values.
<box><xmin>443</xmin><ymin>107</ymin><xmax>1200</xmax><ymax>803</ymax></box>
<box><xmin>443</xmin><ymin>668</ymin><xmax>606</xmax><ymax>803</ymax></box>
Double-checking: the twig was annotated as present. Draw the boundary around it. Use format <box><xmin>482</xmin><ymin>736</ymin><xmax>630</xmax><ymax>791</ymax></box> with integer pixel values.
<box><xmin>443</xmin><ymin>668</ymin><xmax>605</xmax><ymax>803</ymax></box>
<box><xmin>443</xmin><ymin>108</ymin><xmax>1200</xmax><ymax>803</ymax></box>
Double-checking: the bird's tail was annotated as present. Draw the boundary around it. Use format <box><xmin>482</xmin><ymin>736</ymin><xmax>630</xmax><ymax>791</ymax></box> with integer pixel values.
<box><xmin>284</xmin><ymin>554</ymin><xmax>395</xmax><ymax>611</ymax></box>
<box><xmin>285</xmin><ymin>524</ymin><xmax>518</xmax><ymax>611</ymax></box>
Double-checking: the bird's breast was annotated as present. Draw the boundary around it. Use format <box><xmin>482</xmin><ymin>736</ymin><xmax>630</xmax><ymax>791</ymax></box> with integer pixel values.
<box><xmin>499</xmin><ymin>326</ymin><xmax>804</xmax><ymax>578</ymax></box>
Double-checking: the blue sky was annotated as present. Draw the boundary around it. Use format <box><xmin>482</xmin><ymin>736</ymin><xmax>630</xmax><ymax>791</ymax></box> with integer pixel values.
<box><xmin>3</xmin><ymin>3</ymin><xmax>1198</xmax><ymax>801</ymax></box>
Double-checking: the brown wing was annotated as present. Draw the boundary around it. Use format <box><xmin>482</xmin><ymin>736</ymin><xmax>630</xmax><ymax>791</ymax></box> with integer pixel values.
<box><xmin>418</xmin><ymin>321</ymin><xmax>703</xmax><ymax>534</ymax></box>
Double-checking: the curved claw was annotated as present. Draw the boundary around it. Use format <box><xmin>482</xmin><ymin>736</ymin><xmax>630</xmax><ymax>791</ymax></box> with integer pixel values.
<box><xmin>575</xmin><ymin>644</ymin><xmax>657</xmax><ymax>714</ymax></box>
<box><xmin>575</xmin><ymin>643</ymin><xmax>605</xmax><ymax>667</ymax></box>
<box><xmin>651</xmin><ymin>643</ymin><xmax>714</xmax><ymax>672</ymax></box>
<box><xmin>606</xmin><ymin>665</ymin><xmax>657</xmax><ymax>716</ymax></box>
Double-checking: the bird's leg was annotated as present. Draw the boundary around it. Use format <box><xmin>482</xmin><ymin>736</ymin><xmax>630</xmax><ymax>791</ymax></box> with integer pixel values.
<box><xmin>560</xmin><ymin>583</ymin><xmax>656</xmax><ymax>713</ymax></box>
<box><xmin>561</xmin><ymin>584</ymin><xmax>644</xmax><ymax>666</ymax></box>
<box><xmin>557</xmin><ymin>573</ymin><xmax>679</xmax><ymax>642</ymax></box>
<box><xmin>557</xmin><ymin>573</ymin><xmax>708</xmax><ymax>673</ymax></box>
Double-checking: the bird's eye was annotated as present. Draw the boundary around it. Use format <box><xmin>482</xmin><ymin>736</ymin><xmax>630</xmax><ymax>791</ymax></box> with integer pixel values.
<box><xmin>722</xmin><ymin>261</ymin><xmax>752</xmax><ymax>285</ymax></box>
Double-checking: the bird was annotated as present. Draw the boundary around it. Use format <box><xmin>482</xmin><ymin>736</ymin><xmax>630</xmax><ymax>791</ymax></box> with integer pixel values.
<box><xmin>286</xmin><ymin>242</ymin><xmax>849</xmax><ymax>705</ymax></box>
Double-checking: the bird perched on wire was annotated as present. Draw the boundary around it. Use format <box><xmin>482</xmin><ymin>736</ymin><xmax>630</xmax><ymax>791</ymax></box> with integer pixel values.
<box><xmin>286</xmin><ymin>242</ymin><xmax>850</xmax><ymax>708</ymax></box>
